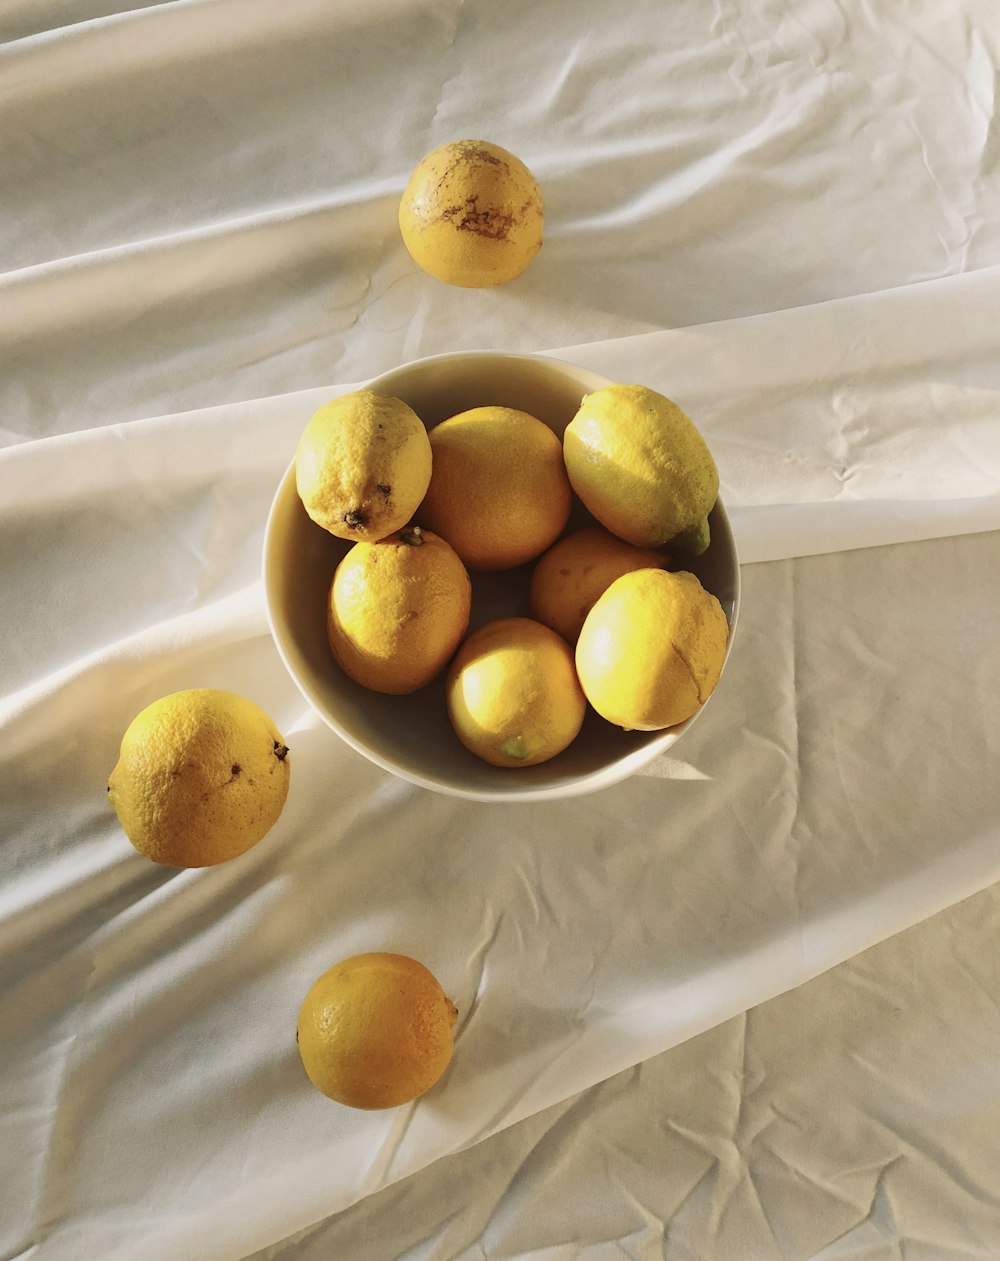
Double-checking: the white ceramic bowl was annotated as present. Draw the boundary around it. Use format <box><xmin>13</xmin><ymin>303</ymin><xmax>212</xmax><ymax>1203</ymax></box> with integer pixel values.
<box><xmin>262</xmin><ymin>350</ymin><xmax>740</xmax><ymax>801</ymax></box>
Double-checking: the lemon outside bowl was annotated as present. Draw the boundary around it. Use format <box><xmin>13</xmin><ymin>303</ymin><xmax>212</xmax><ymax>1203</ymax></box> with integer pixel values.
<box><xmin>262</xmin><ymin>351</ymin><xmax>741</xmax><ymax>802</ymax></box>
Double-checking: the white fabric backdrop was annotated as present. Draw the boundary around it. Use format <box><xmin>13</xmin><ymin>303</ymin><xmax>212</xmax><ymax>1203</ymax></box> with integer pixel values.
<box><xmin>3</xmin><ymin>1</ymin><xmax>1000</xmax><ymax>1258</ymax></box>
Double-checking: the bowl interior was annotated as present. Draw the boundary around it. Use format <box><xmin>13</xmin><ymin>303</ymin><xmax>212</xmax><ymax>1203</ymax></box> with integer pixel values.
<box><xmin>263</xmin><ymin>351</ymin><xmax>740</xmax><ymax>801</ymax></box>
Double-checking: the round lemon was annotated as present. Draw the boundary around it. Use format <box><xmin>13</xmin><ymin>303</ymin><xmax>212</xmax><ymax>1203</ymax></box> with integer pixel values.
<box><xmin>529</xmin><ymin>526</ymin><xmax>672</xmax><ymax>644</ymax></box>
<box><xmin>575</xmin><ymin>569</ymin><xmax>729</xmax><ymax>731</ymax></box>
<box><xmin>419</xmin><ymin>406</ymin><xmax>572</xmax><ymax>571</ymax></box>
<box><xmin>327</xmin><ymin>526</ymin><xmax>472</xmax><ymax>695</ymax></box>
<box><xmin>446</xmin><ymin>617</ymin><xmax>586</xmax><ymax>767</ymax></box>
<box><xmin>399</xmin><ymin>139</ymin><xmax>544</xmax><ymax>287</ymax></box>
<box><xmin>297</xmin><ymin>952</ymin><xmax>458</xmax><ymax>1109</ymax></box>
<box><xmin>296</xmin><ymin>390</ymin><xmax>432</xmax><ymax>542</ymax></box>
<box><xmin>563</xmin><ymin>383</ymin><xmax>719</xmax><ymax>552</ymax></box>
<box><xmin>107</xmin><ymin>689</ymin><xmax>290</xmax><ymax>867</ymax></box>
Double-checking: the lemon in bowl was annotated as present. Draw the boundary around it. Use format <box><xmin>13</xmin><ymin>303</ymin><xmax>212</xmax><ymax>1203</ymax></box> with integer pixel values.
<box><xmin>262</xmin><ymin>351</ymin><xmax>740</xmax><ymax>801</ymax></box>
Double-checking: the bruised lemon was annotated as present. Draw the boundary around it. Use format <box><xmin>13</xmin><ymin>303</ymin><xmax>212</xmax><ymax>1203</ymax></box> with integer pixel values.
<box><xmin>296</xmin><ymin>390</ymin><xmax>432</xmax><ymax>542</ymax></box>
<box><xmin>297</xmin><ymin>953</ymin><xmax>458</xmax><ymax>1109</ymax></box>
<box><xmin>446</xmin><ymin>617</ymin><xmax>586</xmax><ymax>767</ymax></box>
<box><xmin>327</xmin><ymin>526</ymin><xmax>471</xmax><ymax>694</ymax></box>
<box><xmin>529</xmin><ymin>526</ymin><xmax>672</xmax><ymax>644</ymax></box>
<box><xmin>419</xmin><ymin>406</ymin><xmax>571</xmax><ymax>571</ymax></box>
<box><xmin>575</xmin><ymin>569</ymin><xmax>729</xmax><ymax>731</ymax></box>
<box><xmin>563</xmin><ymin>384</ymin><xmax>719</xmax><ymax>553</ymax></box>
<box><xmin>107</xmin><ymin>689</ymin><xmax>290</xmax><ymax>867</ymax></box>
<box><xmin>399</xmin><ymin>139</ymin><xmax>544</xmax><ymax>287</ymax></box>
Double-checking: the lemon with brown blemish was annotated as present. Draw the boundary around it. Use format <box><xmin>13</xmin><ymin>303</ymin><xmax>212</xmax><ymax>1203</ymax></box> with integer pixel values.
<box><xmin>107</xmin><ymin>689</ymin><xmax>290</xmax><ymax>867</ymax></box>
<box><xmin>563</xmin><ymin>384</ymin><xmax>719</xmax><ymax>554</ymax></box>
<box><xmin>297</xmin><ymin>952</ymin><xmax>458</xmax><ymax>1109</ymax></box>
<box><xmin>575</xmin><ymin>569</ymin><xmax>729</xmax><ymax>731</ymax></box>
<box><xmin>399</xmin><ymin>139</ymin><xmax>544</xmax><ymax>287</ymax></box>
<box><xmin>295</xmin><ymin>390</ymin><xmax>432</xmax><ymax>542</ymax></box>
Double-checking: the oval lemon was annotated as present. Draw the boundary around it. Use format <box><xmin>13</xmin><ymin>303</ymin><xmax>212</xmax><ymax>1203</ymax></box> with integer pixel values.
<box><xmin>563</xmin><ymin>383</ymin><xmax>719</xmax><ymax>552</ymax></box>
<box><xmin>296</xmin><ymin>390</ymin><xmax>432</xmax><ymax>542</ymax></box>
<box><xmin>575</xmin><ymin>569</ymin><xmax>729</xmax><ymax>731</ymax></box>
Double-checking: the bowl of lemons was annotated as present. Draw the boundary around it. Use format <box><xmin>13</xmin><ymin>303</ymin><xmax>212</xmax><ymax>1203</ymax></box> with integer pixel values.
<box><xmin>262</xmin><ymin>350</ymin><xmax>740</xmax><ymax>801</ymax></box>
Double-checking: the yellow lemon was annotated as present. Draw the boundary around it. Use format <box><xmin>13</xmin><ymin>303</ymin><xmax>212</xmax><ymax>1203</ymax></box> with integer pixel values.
<box><xmin>296</xmin><ymin>390</ymin><xmax>432</xmax><ymax>542</ymax></box>
<box><xmin>297</xmin><ymin>953</ymin><xmax>458</xmax><ymax>1109</ymax></box>
<box><xmin>529</xmin><ymin>526</ymin><xmax>672</xmax><ymax>644</ymax></box>
<box><xmin>419</xmin><ymin>406</ymin><xmax>572</xmax><ymax>571</ymax></box>
<box><xmin>107</xmin><ymin>689</ymin><xmax>290</xmax><ymax>867</ymax></box>
<box><xmin>328</xmin><ymin>526</ymin><xmax>472</xmax><ymax>695</ymax></box>
<box><xmin>399</xmin><ymin>139</ymin><xmax>544</xmax><ymax>287</ymax></box>
<box><xmin>575</xmin><ymin>569</ymin><xmax>729</xmax><ymax>731</ymax></box>
<box><xmin>446</xmin><ymin>617</ymin><xmax>586</xmax><ymax>767</ymax></box>
<box><xmin>563</xmin><ymin>383</ymin><xmax>719</xmax><ymax>553</ymax></box>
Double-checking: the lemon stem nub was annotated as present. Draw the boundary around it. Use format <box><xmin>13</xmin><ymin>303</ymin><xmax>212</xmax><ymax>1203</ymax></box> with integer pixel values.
<box><xmin>502</xmin><ymin>737</ymin><xmax>528</xmax><ymax>760</ymax></box>
<box><xmin>273</xmin><ymin>741</ymin><xmax>289</xmax><ymax>761</ymax></box>
<box><xmin>401</xmin><ymin>526</ymin><xmax>425</xmax><ymax>546</ymax></box>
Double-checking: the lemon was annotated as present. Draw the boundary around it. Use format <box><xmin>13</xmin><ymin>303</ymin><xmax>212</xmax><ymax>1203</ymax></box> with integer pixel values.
<box><xmin>563</xmin><ymin>384</ymin><xmax>719</xmax><ymax>552</ymax></box>
<box><xmin>419</xmin><ymin>406</ymin><xmax>572</xmax><ymax>571</ymax></box>
<box><xmin>529</xmin><ymin>526</ymin><xmax>672</xmax><ymax>644</ymax></box>
<box><xmin>399</xmin><ymin>139</ymin><xmax>544</xmax><ymax>287</ymax></box>
<box><xmin>327</xmin><ymin>526</ymin><xmax>472</xmax><ymax>695</ymax></box>
<box><xmin>575</xmin><ymin>569</ymin><xmax>729</xmax><ymax>731</ymax></box>
<box><xmin>446</xmin><ymin>617</ymin><xmax>586</xmax><ymax>767</ymax></box>
<box><xmin>297</xmin><ymin>953</ymin><xmax>458</xmax><ymax>1109</ymax></box>
<box><xmin>107</xmin><ymin>689</ymin><xmax>290</xmax><ymax>867</ymax></box>
<box><xmin>296</xmin><ymin>390</ymin><xmax>432</xmax><ymax>542</ymax></box>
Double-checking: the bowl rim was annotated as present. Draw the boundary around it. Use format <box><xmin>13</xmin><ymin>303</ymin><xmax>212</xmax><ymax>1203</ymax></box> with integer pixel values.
<box><xmin>262</xmin><ymin>348</ymin><xmax>741</xmax><ymax>801</ymax></box>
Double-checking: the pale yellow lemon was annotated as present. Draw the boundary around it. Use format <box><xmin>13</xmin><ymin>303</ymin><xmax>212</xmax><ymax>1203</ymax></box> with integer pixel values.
<box><xmin>107</xmin><ymin>689</ymin><xmax>290</xmax><ymax>867</ymax></box>
<box><xmin>399</xmin><ymin>139</ymin><xmax>544</xmax><ymax>287</ymax></box>
<box><xmin>563</xmin><ymin>384</ymin><xmax>719</xmax><ymax>552</ymax></box>
<box><xmin>529</xmin><ymin>526</ymin><xmax>672</xmax><ymax>644</ymax></box>
<box><xmin>296</xmin><ymin>390</ymin><xmax>432</xmax><ymax>542</ymax></box>
<box><xmin>575</xmin><ymin>569</ymin><xmax>729</xmax><ymax>731</ymax></box>
<box><xmin>446</xmin><ymin>617</ymin><xmax>586</xmax><ymax>767</ymax></box>
<box><xmin>297</xmin><ymin>953</ymin><xmax>458</xmax><ymax>1109</ymax></box>
<box><xmin>327</xmin><ymin>526</ymin><xmax>471</xmax><ymax>695</ymax></box>
<box><xmin>419</xmin><ymin>406</ymin><xmax>571</xmax><ymax>571</ymax></box>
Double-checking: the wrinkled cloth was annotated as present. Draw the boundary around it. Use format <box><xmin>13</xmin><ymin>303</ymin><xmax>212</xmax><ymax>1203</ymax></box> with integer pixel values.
<box><xmin>3</xmin><ymin>0</ymin><xmax>1000</xmax><ymax>1258</ymax></box>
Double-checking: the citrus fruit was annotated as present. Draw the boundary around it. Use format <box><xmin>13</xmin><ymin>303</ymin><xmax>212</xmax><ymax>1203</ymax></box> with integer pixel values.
<box><xmin>562</xmin><ymin>383</ymin><xmax>719</xmax><ymax>553</ymax></box>
<box><xmin>296</xmin><ymin>390</ymin><xmax>432</xmax><ymax>542</ymax></box>
<box><xmin>529</xmin><ymin>526</ymin><xmax>672</xmax><ymax>644</ymax></box>
<box><xmin>575</xmin><ymin>569</ymin><xmax>729</xmax><ymax>731</ymax></box>
<box><xmin>107</xmin><ymin>689</ymin><xmax>290</xmax><ymax>867</ymax></box>
<box><xmin>327</xmin><ymin>526</ymin><xmax>472</xmax><ymax>694</ymax></box>
<box><xmin>297</xmin><ymin>953</ymin><xmax>458</xmax><ymax>1109</ymax></box>
<box><xmin>419</xmin><ymin>406</ymin><xmax>572</xmax><ymax>571</ymax></box>
<box><xmin>399</xmin><ymin>139</ymin><xmax>544</xmax><ymax>287</ymax></box>
<box><xmin>446</xmin><ymin>617</ymin><xmax>586</xmax><ymax>767</ymax></box>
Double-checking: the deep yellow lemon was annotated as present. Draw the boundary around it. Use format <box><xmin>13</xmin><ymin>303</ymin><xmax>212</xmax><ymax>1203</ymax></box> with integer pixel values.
<box><xmin>297</xmin><ymin>953</ymin><xmax>458</xmax><ymax>1109</ymax></box>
